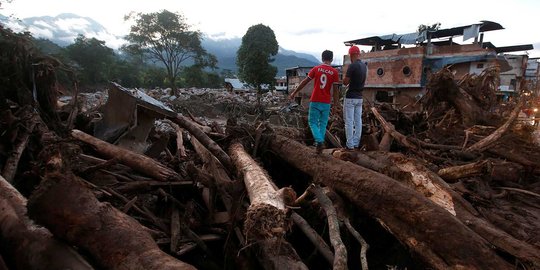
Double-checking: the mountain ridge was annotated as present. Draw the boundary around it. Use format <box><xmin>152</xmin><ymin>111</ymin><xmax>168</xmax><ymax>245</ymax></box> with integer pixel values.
<box><xmin>0</xmin><ymin>13</ymin><xmax>320</xmax><ymax>75</ymax></box>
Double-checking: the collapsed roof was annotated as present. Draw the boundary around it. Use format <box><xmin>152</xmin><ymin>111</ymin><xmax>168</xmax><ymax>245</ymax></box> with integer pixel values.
<box><xmin>344</xmin><ymin>21</ymin><xmax>504</xmax><ymax>46</ymax></box>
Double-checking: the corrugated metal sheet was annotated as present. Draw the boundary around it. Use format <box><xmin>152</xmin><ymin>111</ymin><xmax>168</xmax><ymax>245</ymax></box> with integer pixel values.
<box><xmin>224</xmin><ymin>78</ymin><xmax>251</xmax><ymax>90</ymax></box>
<box><xmin>344</xmin><ymin>21</ymin><xmax>504</xmax><ymax>46</ymax></box>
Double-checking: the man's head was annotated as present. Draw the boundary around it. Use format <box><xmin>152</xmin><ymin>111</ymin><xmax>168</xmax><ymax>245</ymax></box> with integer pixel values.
<box><xmin>348</xmin><ymin>46</ymin><xmax>360</xmax><ymax>56</ymax></box>
<box><xmin>348</xmin><ymin>46</ymin><xmax>360</xmax><ymax>61</ymax></box>
<box><xmin>322</xmin><ymin>50</ymin><xmax>333</xmax><ymax>62</ymax></box>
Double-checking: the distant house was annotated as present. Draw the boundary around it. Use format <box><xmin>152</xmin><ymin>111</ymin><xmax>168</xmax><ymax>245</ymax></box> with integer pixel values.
<box><xmin>343</xmin><ymin>21</ymin><xmax>533</xmax><ymax>108</ymax></box>
<box><xmin>499</xmin><ymin>54</ymin><xmax>529</xmax><ymax>100</ymax></box>
<box><xmin>275</xmin><ymin>76</ymin><xmax>287</xmax><ymax>91</ymax></box>
<box><xmin>224</xmin><ymin>78</ymin><xmax>252</xmax><ymax>92</ymax></box>
<box><xmin>525</xmin><ymin>58</ymin><xmax>540</xmax><ymax>96</ymax></box>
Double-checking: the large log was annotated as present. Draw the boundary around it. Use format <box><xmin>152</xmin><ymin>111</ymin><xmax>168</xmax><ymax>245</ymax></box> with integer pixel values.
<box><xmin>270</xmin><ymin>135</ymin><xmax>513</xmax><ymax>270</ymax></box>
<box><xmin>71</xmin><ymin>129</ymin><xmax>181</xmax><ymax>181</ymax></box>
<box><xmin>311</xmin><ymin>185</ymin><xmax>348</xmax><ymax>270</ymax></box>
<box><xmin>229</xmin><ymin>142</ymin><xmax>286</xmax><ymax>240</ymax></box>
<box><xmin>370</xmin><ymin>107</ymin><xmax>417</xmax><ymax>150</ymax></box>
<box><xmin>437</xmin><ymin>160</ymin><xmax>491</xmax><ymax>181</ymax></box>
<box><xmin>1</xmin><ymin>112</ymin><xmax>36</xmax><ymax>183</ymax></box>
<box><xmin>466</xmin><ymin>99</ymin><xmax>524</xmax><ymax>152</ymax></box>
<box><xmin>334</xmin><ymin>149</ymin><xmax>540</xmax><ymax>268</ymax></box>
<box><xmin>0</xmin><ymin>175</ymin><xmax>94</xmax><ymax>270</ymax></box>
<box><xmin>172</xmin><ymin>115</ymin><xmax>233</xmax><ymax>172</ymax></box>
<box><xmin>27</xmin><ymin>172</ymin><xmax>196</xmax><ymax>270</ymax></box>
<box><xmin>426</xmin><ymin>68</ymin><xmax>489</xmax><ymax>126</ymax></box>
<box><xmin>229</xmin><ymin>142</ymin><xmax>307</xmax><ymax>270</ymax></box>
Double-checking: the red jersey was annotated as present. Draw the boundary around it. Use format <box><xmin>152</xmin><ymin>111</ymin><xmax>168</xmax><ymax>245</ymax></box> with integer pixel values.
<box><xmin>308</xmin><ymin>64</ymin><xmax>339</xmax><ymax>104</ymax></box>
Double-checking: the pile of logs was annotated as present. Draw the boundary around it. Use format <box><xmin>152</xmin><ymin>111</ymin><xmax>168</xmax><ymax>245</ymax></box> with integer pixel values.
<box><xmin>1</xmin><ymin>25</ymin><xmax>539</xmax><ymax>269</ymax></box>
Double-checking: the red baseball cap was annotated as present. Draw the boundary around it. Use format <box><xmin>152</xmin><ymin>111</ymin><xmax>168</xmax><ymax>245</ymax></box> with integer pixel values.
<box><xmin>348</xmin><ymin>46</ymin><xmax>360</xmax><ymax>55</ymax></box>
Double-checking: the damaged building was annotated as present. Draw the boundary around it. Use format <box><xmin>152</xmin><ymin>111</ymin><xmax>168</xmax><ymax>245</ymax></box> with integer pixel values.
<box><xmin>343</xmin><ymin>21</ymin><xmax>534</xmax><ymax>109</ymax></box>
<box><xmin>525</xmin><ymin>57</ymin><xmax>540</xmax><ymax>96</ymax></box>
<box><xmin>498</xmin><ymin>54</ymin><xmax>529</xmax><ymax>101</ymax></box>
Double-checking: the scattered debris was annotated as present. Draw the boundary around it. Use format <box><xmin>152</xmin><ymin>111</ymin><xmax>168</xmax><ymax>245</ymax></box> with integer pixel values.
<box><xmin>1</xmin><ymin>23</ymin><xmax>539</xmax><ymax>270</ymax></box>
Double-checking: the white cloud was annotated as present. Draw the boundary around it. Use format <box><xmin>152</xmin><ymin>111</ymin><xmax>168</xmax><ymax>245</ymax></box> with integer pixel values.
<box><xmin>55</xmin><ymin>17</ymin><xmax>91</xmax><ymax>32</ymax></box>
<box><xmin>4</xmin><ymin>20</ymin><xmax>26</xmax><ymax>32</ymax></box>
<box><xmin>28</xmin><ymin>25</ymin><xmax>53</xmax><ymax>39</ymax></box>
<box><xmin>33</xmin><ymin>19</ymin><xmax>53</xmax><ymax>29</ymax></box>
<box><xmin>92</xmin><ymin>30</ymin><xmax>125</xmax><ymax>49</ymax></box>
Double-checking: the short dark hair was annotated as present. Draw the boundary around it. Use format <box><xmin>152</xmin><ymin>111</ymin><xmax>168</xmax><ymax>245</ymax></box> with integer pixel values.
<box><xmin>322</xmin><ymin>50</ymin><xmax>333</xmax><ymax>62</ymax></box>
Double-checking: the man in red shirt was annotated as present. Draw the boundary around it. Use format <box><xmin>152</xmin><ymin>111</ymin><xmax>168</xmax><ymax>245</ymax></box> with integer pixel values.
<box><xmin>289</xmin><ymin>50</ymin><xmax>340</xmax><ymax>153</ymax></box>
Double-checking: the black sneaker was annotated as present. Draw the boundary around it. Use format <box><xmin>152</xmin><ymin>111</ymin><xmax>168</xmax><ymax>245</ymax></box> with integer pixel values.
<box><xmin>315</xmin><ymin>142</ymin><xmax>324</xmax><ymax>154</ymax></box>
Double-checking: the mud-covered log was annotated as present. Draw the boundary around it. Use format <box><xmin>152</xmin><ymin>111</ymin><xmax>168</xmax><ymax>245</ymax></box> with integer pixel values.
<box><xmin>378</xmin><ymin>131</ymin><xmax>392</xmax><ymax>151</ymax></box>
<box><xmin>426</xmin><ymin>68</ymin><xmax>489</xmax><ymax>126</ymax></box>
<box><xmin>371</xmin><ymin>107</ymin><xmax>417</xmax><ymax>150</ymax></box>
<box><xmin>71</xmin><ymin>129</ymin><xmax>181</xmax><ymax>181</ymax></box>
<box><xmin>27</xmin><ymin>172</ymin><xmax>196</xmax><ymax>270</ymax></box>
<box><xmin>257</xmin><ymin>238</ymin><xmax>308</xmax><ymax>270</ymax></box>
<box><xmin>1</xmin><ymin>113</ymin><xmax>36</xmax><ymax>183</ymax></box>
<box><xmin>322</xmin><ymin>187</ymin><xmax>369</xmax><ymax>270</ymax></box>
<box><xmin>438</xmin><ymin>160</ymin><xmax>491</xmax><ymax>181</ymax></box>
<box><xmin>229</xmin><ymin>142</ymin><xmax>287</xmax><ymax>238</ymax></box>
<box><xmin>162</xmin><ymin>119</ymin><xmax>187</xmax><ymax>158</ymax></box>
<box><xmin>0</xmin><ymin>175</ymin><xmax>94</xmax><ymax>270</ymax></box>
<box><xmin>190</xmin><ymin>136</ymin><xmax>234</xmax><ymax>212</ymax></box>
<box><xmin>291</xmin><ymin>212</ymin><xmax>334</xmax><ymax>265</ymax></box>
<box><xmin>334</xmin><ymin>150</ymin><xmax>540</xmax><ymax>268</ymax></box>
<box><xmin>270</xmin><ymin>135</ymin><xmax>513</xmax><ymax>270</ymax></box>
<box><xmin>310</xmin><ymin>185</ymin><xmax>347</xmax><ymax>270</ymax></box>
<box><xmin>466</xmin><ymin>99</ymin><xmax>524</xmax><ymax>152</ymax></box>
<box><xmin>172</xmin><ymin>115</ymin><xmax>233</xmax><ymax>171</ymax></box>
<box><xmin>229</xmin><ymin>142</ymin><xmax>307</xmax><ymax>270</ymax></box>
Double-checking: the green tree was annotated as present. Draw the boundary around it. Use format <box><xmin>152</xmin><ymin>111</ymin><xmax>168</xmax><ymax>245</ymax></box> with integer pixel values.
<box><xmin>125</xmin><ymin>10</ymin><xmax>215</xmax><ymax>94</ymax></box>
<box><xmin>181</xmin><ymin>65</ymin><xmax>223</xmax><ymax>88</ymax></box>
<box><xmin>236</xmin><ymin>24</ymin><xmax>278</xmax><ymax>92</ymax></box>
<box><xmin>65</xmin><ymin>35</ymin><xmax>115</xmax><ymax>85</ymax></box>
<box><xmin>33</xmin><ymin>38</ymin><xmax>64</xmax><ymax>56</ymax></box>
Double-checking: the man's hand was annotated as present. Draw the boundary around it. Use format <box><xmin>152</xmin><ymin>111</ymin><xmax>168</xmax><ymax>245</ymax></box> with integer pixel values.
<box><xmin>288</xmin><ymin>92</ymin><xmax>296</xmax><ymax>100</ymax></box>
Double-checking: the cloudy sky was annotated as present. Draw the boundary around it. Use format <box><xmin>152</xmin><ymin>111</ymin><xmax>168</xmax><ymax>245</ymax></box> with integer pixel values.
<box><xmin>2</xmin><ymin>0</ymin><xmax>539</xmax><ymax>62</ymax></box>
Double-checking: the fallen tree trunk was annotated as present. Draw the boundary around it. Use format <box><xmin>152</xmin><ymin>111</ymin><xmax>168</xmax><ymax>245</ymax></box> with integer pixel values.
<box><xmin>0</xmin><ymin>175</ymin><xmax>94</xmax><ymax>270</ymax></box>
<box><xmin>71</xmin><ymin>129</ymin><xmax>181</xmax><ymax>181</ymax></box>
<box><xmin>190</xmin><ymin>136</ymin><xmax>235</xmax><ymax>213</ymax></box>
<box><xmin>229</xmin><ymin>142</ymin><xmax>307</xmax><ymax>270</ymax></box>
<box><xmin>172</xmin><ymin>115</ymin><xmax>233</xmax><ymax>172</ymax></box>
<box><xmin>378</xmin><ymin>131</ymin><xmax>392</xmax><ymax>151</ymax></box>
<box><xmin>270</xmin><ymin>135</ymin><xmax>513</xmax><ymax>270</ymax></box>
<box><xmin>425</xmin><ymin>68</ymin><xmax>490</xmax><ymax>126</ymax></box>
<box><xmin>27</xmin><ymin>172</ymin><xmax>196</xmax><ymax>270</ymax></box>
<box><xmin>466</xmin><ymin>99</ymin><xmax>524</xmax><ymax>152</ymax></box>
<box><xmin>162</xmin><ymin>119</ymin><xmax>187</xmax><ymax>158</ymax></box>
<box><xmin>290</xmin><ymin>212</ymin><xmax>334</xmax><ymax>265</ymax></box>
<box><xmin>229</xmin><ymin>142</ymin><xmax>287</xmax><ymax>240</ymax></box>
<box><xmin>371</xmin><ymin>107</ymin><xmax>417</xmax><ymax>150</ymax></box>
<box><xmin>322</xmin><ymin>188</ymin><xmax>369</xmax><ymax>270</ymax></box>
<box><xmin>437</xmin><ymin>160</ymin><xmax>491</xmax><ymax>182</ymax></box>
<box><xmin>334</xmin><ymin>149</ymin><xmax>540</xmax><ymax>268</ymax></box>
<box><xmin>310</xmin><ymin>185</ymin><xmax>348</xmax><ymax>270</ymax></box>
<box><xmin>1</xmin><ymin>112</ymin><xmax>36</xmax><ymax>183</ymax></box>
